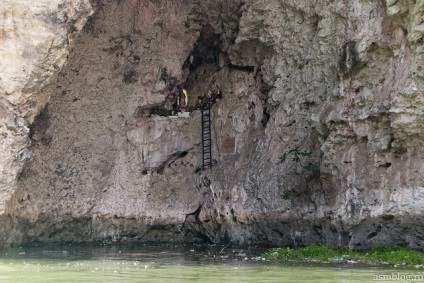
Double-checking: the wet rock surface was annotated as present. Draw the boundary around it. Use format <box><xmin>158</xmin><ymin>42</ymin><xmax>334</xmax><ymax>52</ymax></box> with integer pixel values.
<box><xmin>0</xmin><ymin>0</ymin><xmax>424</xmax><ymax>249</ymax></box>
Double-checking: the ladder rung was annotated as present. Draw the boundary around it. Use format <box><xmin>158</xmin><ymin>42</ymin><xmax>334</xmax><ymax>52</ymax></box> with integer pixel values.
<box><xmin>201</xmin><ymin>106</ymin><xmax>213</xmax><ymax>170</ymax></box>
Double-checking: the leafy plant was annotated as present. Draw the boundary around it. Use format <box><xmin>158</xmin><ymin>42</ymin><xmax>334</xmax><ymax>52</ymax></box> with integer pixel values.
<box><xmin>194</xmin><ymin>166</ymin><xmax>202</xmax><ymax>174</ymax></box>
<box><xmin>303</xmin><ymin>162</ymin><xmax>320</xmax><ymax>178</ymax></box>
<box><xmin>279</xmin><ymin>147</ymin><xmax>320</xmax><ymax>178</ymax></box>
<box><xmin>281</xmin><ymin>191</ymin><xmax>291</xmax><ymax>200</ymax></box>
<box><xmin>279</xmin><ymin>153</ymin><xmax>286</xmax><ymax>164</ymax></box>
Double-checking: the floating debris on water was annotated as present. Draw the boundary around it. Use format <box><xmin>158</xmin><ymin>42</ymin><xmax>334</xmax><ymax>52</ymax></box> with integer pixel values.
<box><xmin>41</xmin><ymin>251</ymin><xmax>70</xmax><ymax>257</ymax></box>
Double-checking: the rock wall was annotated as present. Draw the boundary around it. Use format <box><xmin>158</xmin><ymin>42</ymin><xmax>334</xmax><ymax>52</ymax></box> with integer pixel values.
<box><xmin>0</xmin><ymin>0</ymin><xmax>93</xmax><ymax>242</ymax></box>
<box><xmin>0</xmin><ymin>0</ymin><xmax>423</xmax><ymax>249</ymax></box>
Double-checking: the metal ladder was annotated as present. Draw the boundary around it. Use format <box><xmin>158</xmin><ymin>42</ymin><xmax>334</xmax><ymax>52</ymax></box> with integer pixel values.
<box><xmin>201</xmin><ymin>99</ymin><xmax>212</xmax><ymax>170</ymax></box>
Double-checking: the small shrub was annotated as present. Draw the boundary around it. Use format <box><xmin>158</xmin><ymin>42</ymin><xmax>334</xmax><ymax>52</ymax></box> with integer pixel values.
<box><xmin>195</xmin><ymin>166</ymin><xmax>202</xmax><ymax>174</ymax></box>
<box><xmin>303</xmin><ymin>162</ymin><xmax>320</xmax><ymax>178</ymax></box>
<box><xmin>279</xmin><ymin>147</ymin><xmax>320</xmax><ymax>178</ymax></box>
<box><xmin>281</xmin><ymin>191</ymin><xmax>291</xmax><ymax>200</ymax></box>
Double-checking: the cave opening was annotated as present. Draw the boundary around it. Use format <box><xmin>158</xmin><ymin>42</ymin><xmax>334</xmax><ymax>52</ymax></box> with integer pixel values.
<box><xmin>183</xmin><ymin>25</ymin><xmax>222</xmax><ymax>87</ymax></box>
<box><xmin>182</xmin><ymin>25</ymin><xmax>226</xmax><ymax>110</ymax></box>
<box><xmin>141</xmin><ymin>25</ymin><xmax>226</xmax><ymax>117</ymax></box>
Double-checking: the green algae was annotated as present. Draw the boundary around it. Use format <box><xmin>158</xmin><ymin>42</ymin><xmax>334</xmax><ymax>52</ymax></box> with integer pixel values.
<box><xmin>264</xmin><ymin>245</ymin><xmax>424</xmax><ymax>266</ymax></box>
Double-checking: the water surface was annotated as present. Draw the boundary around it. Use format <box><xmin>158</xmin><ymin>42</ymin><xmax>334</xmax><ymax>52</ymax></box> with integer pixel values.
<box><xmin>0</xmin><ymin>245</ymin><xmax>419</xmax><ymax>283</ymax></box>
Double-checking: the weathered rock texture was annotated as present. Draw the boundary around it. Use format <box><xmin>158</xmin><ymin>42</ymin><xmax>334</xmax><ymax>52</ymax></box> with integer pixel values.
<box><xmin>0</xmin><ymin>0</ymin><xmax>93</xmax><ymax>241</ymax></box>
<box><xmin>0</xmin><ymin>0</ymin><xmax>423</xmax><ymax>249</ymax></box>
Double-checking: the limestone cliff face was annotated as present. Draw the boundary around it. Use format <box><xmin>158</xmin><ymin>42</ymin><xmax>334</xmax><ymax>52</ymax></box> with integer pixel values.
<box><xmin>0</xmin><ymin>0</ymin><xmax>423</xmax><ymax>249</ymax></box>
<box><xmin>0</xmin><ymin>0</ymin><xmax>93</xmax><ymax>241</ymax></box>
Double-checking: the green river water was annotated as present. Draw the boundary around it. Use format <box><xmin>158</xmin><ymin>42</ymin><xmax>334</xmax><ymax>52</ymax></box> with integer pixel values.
<box><xmin>0</xmin><ymin>245</ymin><xmax>421</xmax><ymax>283</ymax></box>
